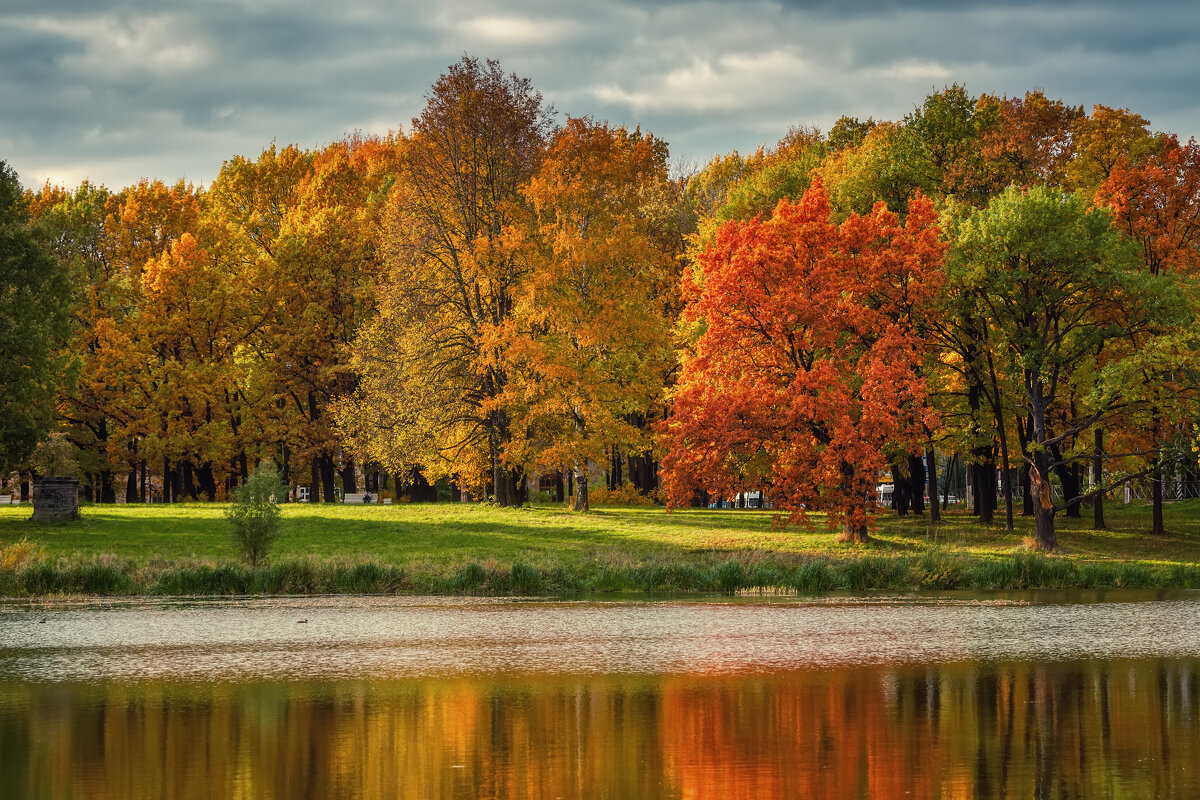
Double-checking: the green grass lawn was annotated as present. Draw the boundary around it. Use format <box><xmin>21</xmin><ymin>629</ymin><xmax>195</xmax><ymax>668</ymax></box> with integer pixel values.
<box><xmin>1</xmin><ymin>498</ymin><xmax>1198</xmax><ymax>596</ymax></box>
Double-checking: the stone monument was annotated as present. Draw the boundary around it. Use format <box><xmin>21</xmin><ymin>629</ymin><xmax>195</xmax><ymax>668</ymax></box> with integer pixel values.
<box><xmin>32</xmin><ymin>477</ymin><xmax>80</xmax><ymax>521</ymax></box>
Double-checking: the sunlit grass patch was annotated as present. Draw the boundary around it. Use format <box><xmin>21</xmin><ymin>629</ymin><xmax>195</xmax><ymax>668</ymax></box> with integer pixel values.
<box><xmin>1</xmin><ymin>499</ymin><xmax>1198</xmax><ymax>597</ymax></box>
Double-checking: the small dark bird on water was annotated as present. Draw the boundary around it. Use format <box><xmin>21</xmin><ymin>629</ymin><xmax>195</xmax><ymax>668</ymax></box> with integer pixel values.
<box><xmin>297</xmin><ymin>619</ymin><xmax>308</xmax><ymax>624</ymax></box>
<box><xmin>38</xmin><ymin>617</ymin><xmax>47</xmax><ymax>624</ymax></box>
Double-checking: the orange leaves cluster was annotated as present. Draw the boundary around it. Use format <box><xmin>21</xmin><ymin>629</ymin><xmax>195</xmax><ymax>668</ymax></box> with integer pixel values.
<box><xmin>1097</xmin><ymin>134</ymin><xmax>1200</xmax><ymax>277</ymax></box>
<box><xmin>500</xmin><ymin>118</ymin><xmax>675</xmax><ymax>488</ymax></box>
<box><xmin>661</xmin><ymin>181</ymin><xmax>944</xmax><ymax>533</ymax></box>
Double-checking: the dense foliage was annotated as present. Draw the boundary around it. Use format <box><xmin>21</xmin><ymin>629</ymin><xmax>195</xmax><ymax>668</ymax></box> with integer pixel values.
<box><xmin>6</xmin><ymin>61</ymin><xmax>1200</xmax><ymax>548</ymax></box>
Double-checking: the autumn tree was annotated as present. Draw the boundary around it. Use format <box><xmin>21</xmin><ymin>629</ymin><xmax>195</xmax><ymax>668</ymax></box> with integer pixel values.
<box><xmin>502</xmin><ymin>118</ymin><xmax>676</xmax><ymax>510</ymax></box>
<box><xmin>29</xmin><ymin>178</ymin><xmax>202</xmax><ymax>501</ymax></box>
<box><xmin>971</xmin><ymin>90</ymin><xmax>1082</xmax><ymax>195</ymax></box>
<box><xmin>1096</xmin><ymin>134</ymin><xmax>1200</xmax><ymax>533</ymax></box>
<box><xmin>339</xmin><ymin>57</ymin><xmax>554</xmax><ymax>504</ymax></box>
<box><xmin>948</xmin><ymin>185</ymin><xmax>1189</xmax><ymax>549</ymax></box>
<box><xmin>1067</xmin><ymin>105</ymin><xmax>1155</xmax><ymax>195</ymax></box>
<box><xmin>263</xmin><ymin>137</ymin><xmax>400</xmax><ymax>500</ymax></box>
<box><xmin>0</xmin><ymin>161</ymin><xmax>70</xmax><ymax>473</ymax></box>
<box><xmin>661</xmin><ymin>181</ymin><xmax>944</xmax><ymax>540</ymax></box>
<box><xmin>815</xmin><ymin>122</ymin><xmax>921</xmax><ymax>216</ymax></box>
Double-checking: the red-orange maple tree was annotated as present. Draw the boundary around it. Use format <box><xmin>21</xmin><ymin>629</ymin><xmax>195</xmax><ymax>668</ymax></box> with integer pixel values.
<box><xmin>660</xmin><ymin>181</ymin><xmax>944</xmax><ymax>540</ymax></box>
<box><xmin>1096</xmin><ymin>134</ymin><xmax>1200</xmax><ymax>277</ymax></box>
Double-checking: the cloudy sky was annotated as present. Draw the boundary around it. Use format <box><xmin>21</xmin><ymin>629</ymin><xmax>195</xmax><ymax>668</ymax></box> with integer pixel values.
<box><xmin>4</xmin><ymin>0</ymin><xmax>1198</xmax><ymax>190</ymax></box>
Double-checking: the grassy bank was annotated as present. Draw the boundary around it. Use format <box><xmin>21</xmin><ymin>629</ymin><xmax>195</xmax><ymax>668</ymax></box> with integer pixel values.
<box><xmin>2</xmin><ymin>500</ymin><xmax>1199</xmax><ymax>597</ymax></box>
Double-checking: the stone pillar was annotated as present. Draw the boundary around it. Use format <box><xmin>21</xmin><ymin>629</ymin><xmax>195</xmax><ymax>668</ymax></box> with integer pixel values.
<box><xmin>32</xmin><ymin>477</ymin><xmax>80</xmax><ymax>521</ymax></box>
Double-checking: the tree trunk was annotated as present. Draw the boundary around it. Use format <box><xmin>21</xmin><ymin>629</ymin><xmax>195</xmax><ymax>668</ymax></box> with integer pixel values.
<box><xmin>890</xmin><ymin>459</ymin><xmax>909</xmax><ymax>516</ymax></box>
<box><xmin>1093</xmin><ymin>428</ymin><xmax>1106</xmax><ymax>530</ymax></box>
<box><xmin>986</xmin><ymin>352</ymin><xmax>1013</xmax><ymax>530</ymax></box>
<box><xmin>908</xmin><ymin>454</ymin><xmax>926</xmax><ymax>514</ymax></box>
<box><xmin>310</xmin><ymin>458</ymin><xmax>321</xmax><ymax>503</ymax></box>
<box><xmin>926</xmin><ymin>446</ymin><xmax>940</xmax><ymax>522</ymax></box>
<box><xmin>1021</xmin><ymin>467</ymin><xmax>1033</xmax><ymax>517</ymax></box>
<box><xmin>553</xmin><ymin>472</ymin><xmax>564</xmax><ymax>503</ymax></box>
<box><xmin>1030</xmin><ymin>454</ymin><xmax>1057</xmax><ymax>551</ymax></box>
<box><xmin>340</xmin><ymin>458</ymin><xmax>358</xmax><ymax>495</ymax></box>
<box><xmin>1051</xmin><ymin>444</ymin><xmax>1081</xmax><ymax>519</ymax></box>
<box><xmin>1016</xmin><ymin>414</ymin><xmax>1034</xmax><ymax>516</ymax></box>
<box><xmin>125</xmin><ymin>464</ymin><xmax>140</xmax><ymax>503</ymax></box>
<box><xmin>942</xmin><ymin>453</ymin><xmax>955</xmax><ymax>511</ymax></box>
<box><xmin>972</xmin><ymin>460</ymin><xmax>995</xmax><ymax>523</ymax></box>
<box><xmin>836</xmin><ymin>460</ymin><xmax>869</xmax><ymax>543</ymax></box>
<box><xmin>840</xmin><ymin>519</ymin><xmax>870</xmax><ymax>543</ymax></box>
<box><xmin>197</xmin><ymin>463</ymin><xmax>217</xmax><ymax>501</ymax></box>
<box><xmin>320</xmin><ymin>454</ymin><xmax>336</xmax><ymax>502</ymax></box>
<box><xmin>181</xmin><ymin>461</ymin><xmax>198</xmax><ymax>501</ymax></box>
<box><xmin>281</xmin><ymin>443</ymin><xmax>290</xmax><ymax>487</ymax></box>
<box><xmin>1151</xmin><ymin>456</ymin><xmax>1166</xmax><ymax>535</ymax></box>
<box><xmin>163</xmin><ymin>459</ymin><xmax>172</xmax><ymax>503</ymax></box>
<box><xmin>573</xmin><ymin>459</ymin><xmax>589</xmax><ymax>511</ymax></box>
<box><xmin>493</xmin><ymin>461</ymin><xmax>515</xmax><ymax>506</ymax></box>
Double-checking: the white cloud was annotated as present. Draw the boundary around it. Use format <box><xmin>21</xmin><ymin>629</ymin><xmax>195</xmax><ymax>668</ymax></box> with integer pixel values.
<box><xmin>461</xmin><ymin>16</ymin><xmax>577</xmax><ymax>44</ymax></box>
<box><xmin>19</xmin><ymin>13</ymin><xmax>211</xmax><ymax>77</ymax></box>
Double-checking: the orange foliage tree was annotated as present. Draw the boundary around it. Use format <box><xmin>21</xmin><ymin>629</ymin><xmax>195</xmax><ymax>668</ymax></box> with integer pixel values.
<box><xmin>1095</xmin><ymin>134</ymin><xmax>1200</xmax><ymax>534</ymax></box>
<box><xmin>660</xmin><ymin>181</ymin><xmax>944</xmax><ymax>540</ymax></box>
<box><xmin>502</xmin><ymin>118</ymin><xmax>676</xmax><ymax>510</ymax></box>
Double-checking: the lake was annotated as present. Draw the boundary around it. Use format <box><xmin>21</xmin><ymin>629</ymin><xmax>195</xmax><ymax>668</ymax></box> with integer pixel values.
<box><xmin>1</xmin><ymin>593</ymin><xmax>1197</xmax><ymax>799</ymax></box>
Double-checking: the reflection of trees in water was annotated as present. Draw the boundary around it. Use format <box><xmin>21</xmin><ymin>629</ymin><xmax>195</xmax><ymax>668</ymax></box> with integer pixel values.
<box><xmin>1</xmin><ymin>661</ymin><xmax>1197</xmax><ymax>799</ymax></box>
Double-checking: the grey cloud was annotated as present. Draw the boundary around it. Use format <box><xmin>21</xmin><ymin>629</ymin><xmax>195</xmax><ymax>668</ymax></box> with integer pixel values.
<box><xmin>3</xmin><ymin>0</ymin><xmax>1200</xmax><ymax>189</ymax></box>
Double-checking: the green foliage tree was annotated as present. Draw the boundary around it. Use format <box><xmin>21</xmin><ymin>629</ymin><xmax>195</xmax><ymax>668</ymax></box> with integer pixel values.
<box><xmin>0</xmin><ymin>161</ymin><xmax>70</xmax><ymax>474</ymax></box>
<box><xmin>948</xmin><ymin>185</ymin><xmax>1190</xmax><ymax>550</ymax></box>
<box><xmin>225</xmin><ymin>461</ymin><xmax>285</xmax><ymax>567</ymax></box>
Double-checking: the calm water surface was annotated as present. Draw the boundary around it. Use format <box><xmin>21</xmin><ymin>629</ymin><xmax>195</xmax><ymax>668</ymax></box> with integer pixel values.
<box><xmin>1</xmin><ymin>593</ymin><xmax>1197</xmax><ymax>799</ymax></box>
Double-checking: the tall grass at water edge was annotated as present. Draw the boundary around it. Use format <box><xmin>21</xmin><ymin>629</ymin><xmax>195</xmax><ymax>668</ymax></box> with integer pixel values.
<box><xmin>3</xmin><ymin>547</ymin><xmax>1199</xmax><ymax>597</ymax></box>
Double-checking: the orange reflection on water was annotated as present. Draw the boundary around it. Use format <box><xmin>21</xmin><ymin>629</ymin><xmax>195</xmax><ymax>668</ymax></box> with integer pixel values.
<box><xmin>3</xmin><ymin>660</ymin><xmax>1198</xmax><ymax>799</ymax></box>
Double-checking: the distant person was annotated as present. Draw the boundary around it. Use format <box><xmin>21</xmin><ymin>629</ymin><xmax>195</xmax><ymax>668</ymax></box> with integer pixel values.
<box><xmin>362</xmin><ymin>492</ymin><xmax>372</xmax><ymax>503</ymax></box>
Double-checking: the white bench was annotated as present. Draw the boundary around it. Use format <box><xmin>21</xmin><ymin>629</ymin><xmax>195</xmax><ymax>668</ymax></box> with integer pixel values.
<box><xmin>0</xmin><ymin>495</ymin><xmax>11</xmax><ymax>505</ymax></box>
<box><xmin>343</xmin><ymin>492</ymin><xmax>375</xmax><ymax>504</ymax></box>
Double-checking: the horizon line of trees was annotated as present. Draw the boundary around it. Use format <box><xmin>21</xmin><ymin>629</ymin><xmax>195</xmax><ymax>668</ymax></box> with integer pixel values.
<box><xmin>3</xmin><ymin>56</ymin><xmax>1200</xmax><ymax>549</ymax></box>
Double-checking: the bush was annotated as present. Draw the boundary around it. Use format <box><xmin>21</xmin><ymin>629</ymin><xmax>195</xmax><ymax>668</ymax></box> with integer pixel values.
<box><xmin>588</xmin><ymin>483</ymin><xmax>659</xmax><ymax>506</ymax></box>
<box><xmin>712</xmin><ymin>559</ymin><xmax>747</xmax><ymax>594</ymax></box>
<box><xmin>226</xmin><ymin>462</ymin><xmax>286</xmax><ymax>567</ymax></box>
<box><xmin>510</xmin><ymin>561</ymin><xmax>544</xmax><ymax>595</ymax></box>
<box><xmin>791</xmin><ymin>558</ymin><xmax>838</xmax><ymax>592</ymax></box>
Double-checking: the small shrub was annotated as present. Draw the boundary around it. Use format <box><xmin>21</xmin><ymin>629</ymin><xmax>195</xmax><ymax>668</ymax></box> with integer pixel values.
<box><xmin>335</xmin><ymin>562</ymin><xmax>403</xmax><ymax>593</ymax></box>
<box><xmin>153</xmin><ymin>564</ymin><xmax>252</xmax><ymax>595</ymax></box>
<box><xmin>226</xmin><ymin>462</ymin><xmax>286</xmax><ymax>567</ymax></box>
<box><xmin>841</xmin><ymin>555</ymin><xmax>909</xmax><ymax>590</ymax></box>
<box><xmin>451</xmin><ymin>562</ymin><xmax>489</xmax><ymax>593</ymax></box>
<box><xmin>64</xmin><ymin>560</ymin><xmax>135</xmax><ymax>595</ymax></box>
<box><xmin>17</xmin><ymin>562</ymin><xmax>59</xmax><ymax>595</ymax></box>
<box><xmin>0</xmin><ymin>538</ymin><xmax>45</xmax><ymax>571</ymax></box>
<box><xmin>588</xmin><ymin>483</ymin><xmax>659</xmax><ymax>507</ymax></box>
<box><xmin>712</xmin><ymin>559</ymin><xmax>747</xmax><ymax>594</ymax></box>
<box><xmin>510</xmin><ymin>561</ymin><xmax>543</xmax><ymax>595</ymax></box>
<box><xmin>791</xmin><ymin>558</ymin><xmax>838</xmax><ymax>592</ymax></box>
<box><xmin>914</xmin><ymin>551</ymin><xmax>964</xmax><ymax>590</ymax></box>
<box><xmin>545</xmin><ymin>565</ymin><xmax>583</xmax><ymax>594</ymax></box>
<box><xmin>256</xmin><ymin>559</ymin><xmax>326</xmax><ymax>594</ymax></box>
<box><xmin>965</xmin><ymin>558</ymin><xmax>1021</xmax><ymax>590</ymax></box>
<box><xmin>747</xmin><ymin>563</ymin><xmax>785</xmax><ymax>591</ymax></box>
